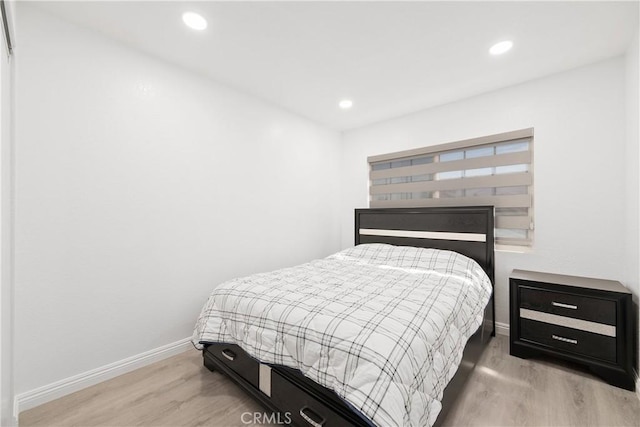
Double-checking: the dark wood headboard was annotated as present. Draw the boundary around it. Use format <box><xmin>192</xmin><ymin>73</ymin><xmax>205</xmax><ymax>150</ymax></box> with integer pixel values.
<box><xmin>355</xmin><ymin>206</ymin><xmax>495</xmax><ymax>285</ymax></box>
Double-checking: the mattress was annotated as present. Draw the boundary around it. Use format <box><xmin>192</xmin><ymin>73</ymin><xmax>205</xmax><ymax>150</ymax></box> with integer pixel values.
<box><xmin>192</xmin><ymin>243</ymin><xmax>492</xmax><ymax>426</ymax></box>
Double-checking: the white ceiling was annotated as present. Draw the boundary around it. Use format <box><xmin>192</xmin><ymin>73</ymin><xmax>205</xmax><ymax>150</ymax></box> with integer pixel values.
<box><xmin>34</xmin><ymin>1</ymin><xmax>639</xmax><ymax>130</ymax></box>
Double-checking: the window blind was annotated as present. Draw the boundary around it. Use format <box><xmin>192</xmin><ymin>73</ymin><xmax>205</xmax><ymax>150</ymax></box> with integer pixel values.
<box><xmin>368</xmin><ymin>128</ymin><xmax>534</xmax><ymax>247</ymax></box>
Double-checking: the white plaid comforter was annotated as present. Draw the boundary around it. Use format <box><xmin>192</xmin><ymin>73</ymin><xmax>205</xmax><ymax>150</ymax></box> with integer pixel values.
<box><xmin>192</xmin><ymin>243</ymin><xmax>492</xmax><ymax>426</ymax></box>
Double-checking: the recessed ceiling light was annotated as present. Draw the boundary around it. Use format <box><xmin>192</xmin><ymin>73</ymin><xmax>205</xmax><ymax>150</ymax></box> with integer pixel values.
<box><xmin>182</xmin><ymin>12</ymin><xmax>207</xmax><ymax>31</ymax></box>
<box><xmin>489</xmin><ymin>40</ymin><xmax>513</xmax><ymax>56</ymax></box>
<box><xmin>339</xmin><ymin>99</ymin><xmax>353</xmax><ymax>109</ymax></box>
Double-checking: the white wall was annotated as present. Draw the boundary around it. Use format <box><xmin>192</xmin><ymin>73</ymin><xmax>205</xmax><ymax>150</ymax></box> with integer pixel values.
<box><xmin>0</xmin><ymin>3</ymin><xmax>14</xmax><ymax>425</ymax></box>
<box><xmin>12</xmin><ymin>0</ymin><xmax>638</xmax><ymax>407</ymax></box>
<box><xmin>13</xmin><ymin>4</ymin><xmax>341</xmax><ymax>397</ymax></box>
<box><xmin>341</xmin><ymin>57</ymin><xmax>628</xmax><ymax>329</ymax></box>
<box><xmin>624</xmin><ymin>29</ymin><xmax>639</xmax><ymax>384</ymax></box>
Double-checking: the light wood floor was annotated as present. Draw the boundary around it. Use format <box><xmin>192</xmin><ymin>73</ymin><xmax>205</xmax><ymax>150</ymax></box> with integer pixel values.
<box><xmin>20</xmin><ymin>336</ymin><xmax>640</xmax><ymax>427</ymax></box>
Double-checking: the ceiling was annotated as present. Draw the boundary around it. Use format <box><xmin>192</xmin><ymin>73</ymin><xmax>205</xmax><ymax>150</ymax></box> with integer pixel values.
<box><xmin>33</xmin><ymin>1</ymin><xmax>639</xmax><ymax>130</ymax></box>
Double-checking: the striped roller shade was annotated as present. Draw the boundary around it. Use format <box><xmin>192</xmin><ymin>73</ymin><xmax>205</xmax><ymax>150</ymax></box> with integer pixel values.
<box><xmin>368</xmin><ymin>128</ymin><xmax>534</xmax><ymax>247</ymax></box>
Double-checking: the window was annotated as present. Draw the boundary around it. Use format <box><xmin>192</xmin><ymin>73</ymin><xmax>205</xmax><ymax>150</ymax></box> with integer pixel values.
<box><xmin>368</xmin><ymin>128</ymin><xmax>534</xmax><ymax>247</ymax></box>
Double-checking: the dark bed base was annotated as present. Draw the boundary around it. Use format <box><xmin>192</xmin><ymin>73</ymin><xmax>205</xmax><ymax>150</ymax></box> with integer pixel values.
<box><xmin>203</xmin><ymin>343</ymin><xmax>375</xmax><ymax>426</ymax></box>
<box><xmin>203</xmin><ymin>315</ymin><xmax>492</xmax><ymax>426</ymax></box>
<box><xmin>201</xmin><ymin>207</ymin><xmax>495</xmax><ymax>426</ymax></box>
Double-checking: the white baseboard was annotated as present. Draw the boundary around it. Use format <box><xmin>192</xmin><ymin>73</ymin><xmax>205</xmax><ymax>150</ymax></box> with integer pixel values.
<box><xmin>495</xmin><ymin>321</ymin><xmax>509</xmax><ymax>337</ymax></box>
<box><xmin>14</xmin><ymin>337</ymin><xmax>192</xmax><ymax>417</ymax></box>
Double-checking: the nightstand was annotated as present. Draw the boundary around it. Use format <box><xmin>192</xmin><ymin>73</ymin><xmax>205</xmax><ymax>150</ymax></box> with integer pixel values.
<box><xmin>510</xmin><ymin>269</ymin><xmax>636</xmax><ymax>391</ymax></box>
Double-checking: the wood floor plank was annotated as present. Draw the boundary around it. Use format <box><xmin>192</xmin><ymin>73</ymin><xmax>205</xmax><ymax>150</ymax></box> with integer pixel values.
<box><xmin>20</xmin><ymin>336</ymin><xmax>640</xmax><ymax>426</ymax></box>
<box><xmin>439</xmin><ymin>337</ymin><xmax>639</xmax><ymax>427</ymax></box>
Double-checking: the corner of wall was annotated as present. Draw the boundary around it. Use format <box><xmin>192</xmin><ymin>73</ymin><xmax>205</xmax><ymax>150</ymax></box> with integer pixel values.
<box><xmin>0</xmin><ymin>4</ymin><xmax>14</xmax><ymax>426</ymax></box>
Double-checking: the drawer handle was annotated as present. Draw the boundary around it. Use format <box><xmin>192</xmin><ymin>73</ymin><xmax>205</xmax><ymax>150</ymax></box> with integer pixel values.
<box><xmin>552</xmin><ymin>334</ymin><xmax>577</xmax><ymax>345</ymax></box>
<box><xmin>221</xmin><ymin>349</ymin><xmax>236</xmax><ymax>361</ymax></box>
<box><xmin>552</xmin><ymin>301</ymin><xmax>577</xmax><ymax>310</ymax></box>
<box><xmin>299</xmin><ymin>406</ymin><xmax>325</xmax><ymax>427</ymax></box>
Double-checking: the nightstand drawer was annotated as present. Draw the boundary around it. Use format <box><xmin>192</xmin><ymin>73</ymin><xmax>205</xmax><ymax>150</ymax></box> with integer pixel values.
<box><xmin>520</xmin><ymin>287</ymin><xmax>615</xmax><ymax>325</ymax></box>
<box><xmin>520</xmin><ymin>319</ymin><xmax>616</xmax><ymax>363</ymax></box>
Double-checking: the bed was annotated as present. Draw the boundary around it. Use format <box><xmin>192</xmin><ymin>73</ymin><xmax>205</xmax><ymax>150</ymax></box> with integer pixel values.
<box><xmin>192</xmin><ymin>206</ymin><xmax>495</xmax><ymax>426</ymax></box>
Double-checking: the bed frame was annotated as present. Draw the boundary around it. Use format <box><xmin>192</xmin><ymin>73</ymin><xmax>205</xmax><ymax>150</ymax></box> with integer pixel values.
<box><xmin>202</xmin><ymin>206</ymin><xmax>495</xmax><ymax>426</ymax></box>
